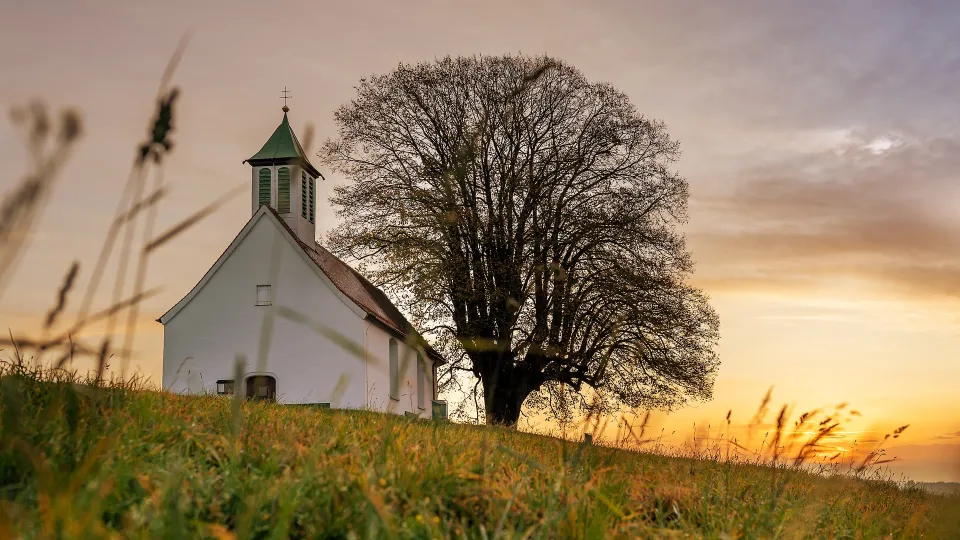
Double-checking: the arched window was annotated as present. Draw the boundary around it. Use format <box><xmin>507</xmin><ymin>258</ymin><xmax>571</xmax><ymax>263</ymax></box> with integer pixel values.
<box><xmin>277</xmin><ymin>167</ymin><xmax>291</xmax><ymax>214</ymax></box>
<box><xmin>389</xmin><ymin>338</ymin><xmax>399</xmax><ymax>400</ymax></box>
<box><xmin>416</xmin><ymin>352</ymin><xmax>427</xmax><ymax>410</ymax></box>
<box><xmin>258</xmin><ymin>168</ymin><xmax>271</xmax><ymax>207</ymax></box>
<box><xmin>246</xmin><ymin>375</ymin><xmax>277</xmax><ymax>401</ymax></box>
<box><xmin>301</xmin><ymin>170</ymin><xmax>308</xmax><ymax>218</ymax></box>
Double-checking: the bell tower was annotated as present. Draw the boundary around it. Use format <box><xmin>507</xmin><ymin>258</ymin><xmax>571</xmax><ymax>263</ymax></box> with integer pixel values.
<box><xmin>243</xmin><ymin>89</ymin><xmax>322</xmax><ymax>245</ymax></box>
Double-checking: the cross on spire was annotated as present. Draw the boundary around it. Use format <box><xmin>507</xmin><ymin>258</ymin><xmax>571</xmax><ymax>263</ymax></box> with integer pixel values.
<box><xmin>279</xmin><ymin>86</ymin><xmax>292</xmax><ymax>112</ymax></box>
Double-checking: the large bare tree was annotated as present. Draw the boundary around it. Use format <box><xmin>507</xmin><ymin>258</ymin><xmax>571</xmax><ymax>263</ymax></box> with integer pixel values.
<box><xmin>321</xmin><ymin>55</ymin><xmax>719</xmax><ymax>426</ymax></box>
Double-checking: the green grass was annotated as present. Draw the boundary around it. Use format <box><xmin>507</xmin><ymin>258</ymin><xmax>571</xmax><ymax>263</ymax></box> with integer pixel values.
<box><xmin>1</xmin><ymin>364</ymin><xmax>957</xmax><ymax>539</ymax></box>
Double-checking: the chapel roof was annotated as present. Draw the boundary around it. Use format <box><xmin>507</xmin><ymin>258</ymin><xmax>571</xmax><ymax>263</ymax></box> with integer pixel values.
<box><xmin>243</xmin><ymin>110</ymin><xmax>321</xmax><ymax>178</ymax></box>
<box><xmin>264</xmin><ymin>206</ymin><xmax>446</xmax><ymax>364</ymax></box>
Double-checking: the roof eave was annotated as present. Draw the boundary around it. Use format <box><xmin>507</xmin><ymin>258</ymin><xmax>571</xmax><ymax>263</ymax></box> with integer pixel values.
<box><xmin>427</xmin><ymin>350</ymin><xmax>448</xmax><ymax>365</ymax></box>
<box><xmin>363</xmin><ymin>315</ymin><xmax>447</xmax><ymax>365</ymax></box>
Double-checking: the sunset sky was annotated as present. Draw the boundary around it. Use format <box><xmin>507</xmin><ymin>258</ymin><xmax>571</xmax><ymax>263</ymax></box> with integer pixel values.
<box><xmin>2</xmin><ymin>0</ymin><xmax>958</xmax><ymax>482</ymax></box>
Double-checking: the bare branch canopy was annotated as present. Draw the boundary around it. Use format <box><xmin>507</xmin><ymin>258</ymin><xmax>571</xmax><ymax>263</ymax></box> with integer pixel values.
<box><xmin>321</xmin><ymin>54</ymin><xmax>719</xmax><ymax>426</ymax></box>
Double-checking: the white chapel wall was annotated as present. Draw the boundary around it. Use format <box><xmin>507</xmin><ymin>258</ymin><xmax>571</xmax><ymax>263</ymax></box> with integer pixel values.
<box><xmin>161</xmin><ymin>213</ymin><xmax>368</xmax><ymax>408</ymax></box>
<box><xmin>364</xmin><ymin>322</ymin><xmax>433</xmax><ymax>418</ymax></box>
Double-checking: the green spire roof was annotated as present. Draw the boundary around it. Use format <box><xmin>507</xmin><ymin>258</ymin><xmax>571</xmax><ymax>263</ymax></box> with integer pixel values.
<box><xmin>244</xmin><ymin>110</ymin><xmax>321</xmax><ymax>178</ymax></box>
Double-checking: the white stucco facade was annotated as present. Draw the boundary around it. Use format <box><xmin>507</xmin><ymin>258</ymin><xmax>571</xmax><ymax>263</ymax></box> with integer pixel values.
<box><xmin>159</xmin><ymin>208</ymin><xmax>437</xmax><ymax>418</ymax></box>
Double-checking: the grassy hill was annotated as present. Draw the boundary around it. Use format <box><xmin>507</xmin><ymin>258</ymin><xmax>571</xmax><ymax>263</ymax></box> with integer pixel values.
<box><xmin>0</xmin><ymin>367</ymin><xmax>957</xmax><ymax>539</ymax></box>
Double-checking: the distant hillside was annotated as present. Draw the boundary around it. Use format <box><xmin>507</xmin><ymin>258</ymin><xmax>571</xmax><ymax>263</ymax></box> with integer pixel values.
<box><xmin>914</xmin><ymin>482</ymin><xmax>960</xmax><ymax>495</ymax></box>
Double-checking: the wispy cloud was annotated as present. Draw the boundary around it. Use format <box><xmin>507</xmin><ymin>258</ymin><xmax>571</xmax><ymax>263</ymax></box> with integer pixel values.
<box><xmin>690</xmin><ymin>134</ymin><xmax>960</xmax><ymax>302</ymax></box>
<box><xmin>933</xmin><ymin>431</ymin><xmax>960</xmax><ymax>441</ymax></box>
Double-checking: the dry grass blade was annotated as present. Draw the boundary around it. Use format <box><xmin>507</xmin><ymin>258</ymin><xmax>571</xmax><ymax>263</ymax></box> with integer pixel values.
<box><xmin>745</xmin><ymin>385</ymin><xmax>774</xmax><ymax>450</ymax></box>
<box><xmin>112</xmin><ymin>84</ymin><xmax>183</xmax><ymax>352</ymax></box>
<box><xmin>6</xmin><ymin>329</ymin><xmax>22</xmax><ymax>363</ymax></box>
<box><xmin>72</xmin><ymin>166</ymin><xmax>140</xmax><ymax>327</ymax></box>
<box><xmin>114</xmin><ymin>186</ymin><xmax>168</xmax><ymax>226</ymax></box>
<box><xmin>854</xmin><ymin>425</ymin><xmax>911</xmax><ymax>475</ymax></box>
<box><xmin>137</xmin><ymin>88</ymin><xmax>180</xmax><ymax>166</ymax></box>
<box><xmin>120</xmin><ymin>170</ymin><xmax>165</xmax><ymax>375</ymax></box>
<box><xmin>158</xmin><ymin>30</ymin><xmax>192</xmax><ymax>97</ymax></box>
<box><xmin>95</xmin><ymin>338</ymin><xmax>110</xmax><ymax>382</ymax></box>
<box><xmin>725</xmin><ymin>438</ymin><xmax>753</xmax><ymax>453</ymax></box>
<box><xmin>0</xmin><ymin>335</ymin><xmax>99</xmax><ymax>359</ymax></box>
<box><xmin>72</xmin><ymin>38</ymin><xmax>187</xmax><ymax>336</ymax></box>
<box><xmin>770</xmin><ymin>405</ymin><xmax>788</xmax><ymax>463</ymax></box>
<box><xmin>330</xmin><ymin>373</ymin><xmax>351</xmax><ymax>407</ymax></box>
<box><xmin>53</xmin><ymin>336</ymin><xmax>76</xmax><ymax>369</ymax></box>
<box><xmin>0</xmin><ymin>182</ymin><xmax>43</xmax><ymax>301</ymax></box>
<box><xmin>622</xmin><ymin>410</ymin><xmax>651</xmax><ymax>447</ymax></box>
<box><xmin>41</xmin><ymin>288</ymin><xmax>162</xmax><ymax>352</ymax></box>
<box><xmin>100</xmin><ymin>167</ymin><xmax>148</xmax><ymax>358</ymax></box>
<box><xmin>0</xmin><ymin>178</ymin><xmax>42</xmax><ymax>255</ymax></box>
<box><xmin>81</xmin><ymin>39</ymin><xmax>189</xmax><ymax>374</ymax></box>
<box><xmin>144</xmin><ymin>183</ymin><xmax>246</xmax><ymax>254</ymax></box>
<box><xmin>44</xmin><ymin>261</ymin><xmax>79</xmax><ymax>329</ymax></box>
<box><xmin>0</xmin><ymin>104</ymin><xmax>82</xmax><ymax>301</ymax></box>
<box><xmin>794</xmin><ymin>422</ymin><xmax>840</xmax><ymax>466</ymax></box>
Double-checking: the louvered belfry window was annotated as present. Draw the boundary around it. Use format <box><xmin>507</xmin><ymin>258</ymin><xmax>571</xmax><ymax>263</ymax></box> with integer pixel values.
<box><xmin>277</xmin><ymin>167</ymin><xmax>291</xmax><ymax>214</ymax></box>
<box><xmin>301</xmin><ymin>171</ymin><xmax>308</xmax><ymax>218</ymax></box>
<box><xmin>308</xmin><ymin>176</ymin><xmax>315</xmax><ymax>223</ymax></box>
<box><xmin>258</xmin><ymin>168</ymin><xmax>271</xmax><ymax>207</ymax></box>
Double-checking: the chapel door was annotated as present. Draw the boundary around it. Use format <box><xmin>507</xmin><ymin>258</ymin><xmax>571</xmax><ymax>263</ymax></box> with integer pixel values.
<box><xmin>246</xmin><ymin>375</ymin><xmax>277</xmax><ymax>401</ymax></box>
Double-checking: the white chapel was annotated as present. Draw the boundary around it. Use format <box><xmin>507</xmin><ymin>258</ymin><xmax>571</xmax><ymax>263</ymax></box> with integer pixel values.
<box><xmin>158</xmin><ymin>105</ymin><xmax>445</xmax><ymax>419</ymax></box>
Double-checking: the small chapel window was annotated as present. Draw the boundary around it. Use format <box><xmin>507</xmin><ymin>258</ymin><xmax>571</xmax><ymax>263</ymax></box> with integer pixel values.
<box><xmin>389</xmin><ymin>338</ymin><xmax>399</xmax><ymax>400</ymax></box>
<box><xmin>258</xmin><ymin>168</ymin><xmax>271</xmax><ymax>207</ymax></box>
<box><xmin>416</xmin><ymin>352</ymin><xmax>427</xmax><ymax>410</ymax></box>
<box><xmin>256</xmin><ymin>284</ymin><xmax>272</xmax><ymax>306</ymax></box>
<box><xmin>216</xmin><ymin>380</ymin><xmax>234</xmax><ymax>395</ymax></box>
<box><xmin>301</xmin><ymin>171</ymin><xmax>308</xmax><ymax>218</ymax></box>
<box><xmin>277</xmin><ymin>167</ymin><xmax>291</xmax><ymax>214</ymax></box>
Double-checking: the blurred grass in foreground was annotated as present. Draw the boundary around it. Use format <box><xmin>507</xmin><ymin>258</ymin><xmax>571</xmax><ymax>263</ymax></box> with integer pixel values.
<box><xmin>0</xmin><ymin>360</ymin><xmax>957</xmax><ymax>539</ymax></box>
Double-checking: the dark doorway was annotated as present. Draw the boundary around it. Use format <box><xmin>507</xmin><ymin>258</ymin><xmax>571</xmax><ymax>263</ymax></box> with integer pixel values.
<box><xmin>246</xmin><ymin>375</ymin><xmax>277</xmax><ymax>401</ymax></box>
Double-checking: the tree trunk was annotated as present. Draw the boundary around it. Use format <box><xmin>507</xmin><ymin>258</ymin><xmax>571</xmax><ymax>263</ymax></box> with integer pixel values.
<box><xmin>484</xmin><ymin>387</ymin><xmax>525</xmax><ymax>426</ymax></box>
<box><xmin>480</xmin><ymin>358</ymin><xmax>538</xmax><ymax>427</ymax></box>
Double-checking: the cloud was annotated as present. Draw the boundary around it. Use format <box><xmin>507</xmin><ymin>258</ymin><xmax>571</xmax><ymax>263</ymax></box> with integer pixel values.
<box><xmin>688</xmin><ymin>133</ymin><xmax>960</xmax><ymax>302</ymax></box>
<box><xmin>934</xmin><ymin>431</ymin><xmax>960</xmax><ymax>441</ymax></box>
<box><xmin>617</xmin><ymin>2</ymin><xmax>960</xmax><ymax>132</ymax></box>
